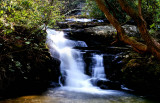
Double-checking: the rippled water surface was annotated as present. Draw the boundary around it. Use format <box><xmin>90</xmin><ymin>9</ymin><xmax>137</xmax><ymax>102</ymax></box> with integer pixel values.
<box><xmin>0</xmin><ymin>87</ymin><xmax>157</xmax><ymax>103</ymax></box>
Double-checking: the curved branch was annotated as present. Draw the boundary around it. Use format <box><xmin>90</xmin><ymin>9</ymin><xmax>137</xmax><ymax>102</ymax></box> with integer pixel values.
<box><xmin>138</xmin><ymin>0</ymin><xmax>142</xmax><ymax>17</ymax></box>
<box><xmin>117</xmin><ymin>0</ymin><xmax>160</xmax><ymax>59</ymax></box>
<box><xmin>95</xmin><ymin>0</ymin><xmax>147</xmax><ymax>53</ymax></box>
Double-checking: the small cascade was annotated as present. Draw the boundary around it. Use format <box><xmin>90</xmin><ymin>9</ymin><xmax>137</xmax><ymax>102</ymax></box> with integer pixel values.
<box><xmin>46</xmin><ymin>28</ymin><xmax>108</xmax><ymax>93</ymax></box>
<box><xmin>90</xmin><ymin>54</ymin><xmax>107</xmax><ymax>85</ymax></box>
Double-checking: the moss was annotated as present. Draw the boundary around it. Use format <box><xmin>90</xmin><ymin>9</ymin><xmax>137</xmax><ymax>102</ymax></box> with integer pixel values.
<box><xmin>121</xmin><ymin>52</ymin><xmax>160</xmax><ymax>94</ymax></box>
<box><xmin>122</xmin><ymin>59</ymin><xmax>140</xmax><ymax>72</ymax></box>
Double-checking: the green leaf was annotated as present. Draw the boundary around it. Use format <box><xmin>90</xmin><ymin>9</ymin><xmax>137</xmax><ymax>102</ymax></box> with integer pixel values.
<box><xmin>24</xmin><ymin>77</ymin><xmax>28</xmax><ymax>79</ymax></box>
<box><xmin>15</xmin><ymin>61</ymin><xmax>22</xmax><ymax>67</ymax></box>
<box><xmin>25</xmin><ymin>41</ymin><xmax>31</xmax><ymax>45</ymax></box>
<box><xmin>0</xmin><ymin>10</ymin><xmax>4</xmax><ymax>14</ymax></box>
<box><xmin>15</xmin><ymin>36</ymin><xmax>21</xmax><ymax>39</ymax></box>
<box><xmin>9</xmin><ymin>69</ymin><xmax>15</xmax><ymax>72</ymax></box>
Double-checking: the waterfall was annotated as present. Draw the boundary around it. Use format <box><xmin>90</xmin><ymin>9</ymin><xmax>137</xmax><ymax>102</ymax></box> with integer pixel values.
<box><xmin>46</xmin><ymin>29</ymin><xmax>108</xmax><ymax>93</ymax></box>
<box><xmin>90</xmin><ymin>54</ymin><xmax>108</xmax><ymax>85</ymax></box>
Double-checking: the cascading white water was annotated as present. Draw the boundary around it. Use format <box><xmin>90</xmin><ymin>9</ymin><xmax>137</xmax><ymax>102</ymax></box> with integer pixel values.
<box><xmin>46</xmin><ymin>28</ymin><xmax>109</xmax><ymax>94</ymax></box>
<box><xmin>90</xmin><ymin>54</ymin><xmax>107</xmax><ymax>84</ymax></box>
<box><xmin>46</xmin><ymin>29</ymin><xmax>91</xmax><ymax>87</ymax></box>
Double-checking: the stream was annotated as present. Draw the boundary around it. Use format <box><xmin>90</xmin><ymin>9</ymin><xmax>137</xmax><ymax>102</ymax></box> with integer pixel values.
<box><xmin>0</xmin><ymin>18</ymin><xmax>159</xmax><ymax>103</ymax></box>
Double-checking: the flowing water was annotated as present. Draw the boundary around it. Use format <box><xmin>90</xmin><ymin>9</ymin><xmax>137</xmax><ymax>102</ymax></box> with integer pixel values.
<box><xmin>90</xmin><ymin>54</ymin><xmax>108</xmax><ymax>85</ymax></box>
<box><xmin>0</xmin><ymin>28</ymin><xmax>158</xmax><ymax>103</ymax></box>
<box><xmin>0</xmin><ymin>88</ymin><xmax>154</xmax><ymax>103</ymax></box>
<box><xmin>46</xmin><ymin>28</ymin><xmax>107</xmax><ymax>93</ymax></box>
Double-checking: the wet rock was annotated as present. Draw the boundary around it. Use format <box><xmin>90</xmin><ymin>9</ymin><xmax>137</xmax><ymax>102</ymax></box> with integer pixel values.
<box><xmin>62</xmin><ymin>24</ymin><xmax>140</xmax><ymax>47</ymax></box>
<box><xmin>125</xmin><ymin>20</ymin><xmax>136</xmax><ymax>25</ymax></box>
<box><xmin>90</xmin><ymin>78</ymin><xmax>121</xmax><ymax>90</ymax></box>
<box><xmin>96</xmin><ymin>80</ymin><xmax>121</xmax><ymax>90</ymax></box>
<box><xmin>50</xmin><ymin>82</ymin><xmax>61</xmax><ymax>88</ymax></box>
<box><xmin>121</xmin><ymin>53</ymin><xmax>160</xmax><ymax>94</ymax></box>
<box><xmin>84</xmin><ymin>24</ymin><xmax>140</xmax><ymax>37</ymax></box>
<box><xmin>57</xmin><ymin>21</ymin><xmax>108</xmax><ymax>29</ymax></box>
<box><xmin>104</xmin><ymin>50</ymin><xmax>160</xmax><ymax>96</ymax></box>
<box><xmin>84</xmin><ymin>25</ymin><xmax>116</xmax><ymax>37</ymax></box>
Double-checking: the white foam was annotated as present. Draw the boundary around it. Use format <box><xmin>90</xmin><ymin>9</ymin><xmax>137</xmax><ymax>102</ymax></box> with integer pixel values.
<box><xmin>46</xmin><ymin>29</ymin><xmax>110</xmax><ymax>94</ymax></box>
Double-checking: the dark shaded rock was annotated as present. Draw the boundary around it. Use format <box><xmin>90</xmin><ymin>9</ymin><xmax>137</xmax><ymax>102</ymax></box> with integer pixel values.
<box><xmin>103</xmin><ymin>81</ymin><xmax>121</xmax><ymax>90</ymax></box>
<box><xmin>59</xmin><ymin>75</ymin><xmax>67</xmax><ymax>86</ymax></box>
<box><xmin>50</xmin><ymin>82</ymin><xmax>61</xmax><ymax>88</ymax></box>
<box><xmin>125</xmin><ymin>20</ymin><xmax>136</xmax><ymax>25</ymax></box>
<box><xmin>104</xmin><ymin>50</ymin><xmax>160</xmax><ymax>96</ymax></box>
<box><xmin>61</xmin><ymin>24</ymin><xmax>140</xmax><ymax>49</ymax></box>
<box><xmin>121</xmin><ymin>53</ymin><xmax>160</xmax><ymax>95</ymax></box>
<box><xmin>57</xmin><ymin>21</ymin><xmax>108</xmax><ymax>29</ymax></box>
<box><xmin>90</xmin><ymin>78</ymin><xmax>121</xmax><ymax>90</ymax></box>
<box><xmin>95</xmin><ymin>80</ymin><xmax>121</xmax><ymax>90</ymax></box>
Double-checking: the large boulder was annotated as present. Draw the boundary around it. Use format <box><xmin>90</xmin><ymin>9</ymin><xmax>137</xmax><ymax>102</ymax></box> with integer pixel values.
<box><xmin>64</xmin><ymin>24</ymin><xmax>140</xmax><ymax>47</ymax></box>
<box><xmin>84</xmin><ymin>24</ymin><xmax>140</xmax><ymax>37</ymax></box>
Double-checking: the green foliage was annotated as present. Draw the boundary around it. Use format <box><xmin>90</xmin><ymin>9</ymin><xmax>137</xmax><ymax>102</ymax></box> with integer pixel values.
<box><xmin>141</xmin><ymin>0</ymin><xmax>160</xmax><ymax>30</ymax></box>
<box><xmin>84</xmin><ymin>0</ymin><xmax>159</xmax><ymax>27</ymax></box>
<box><xmin>60</xmin><ymin>0</ymin><xmax>85</xmax><ymax>14</ymax></box>
<box><xmin>83</xmin><ymin>0</ymin><xmax>127</xmax><ymax>23</ymax></box>
<box><xmin>0</xmin><ymin>0</ymin><xmax>64</xmax><ymax>35</ymax></box>
<box><xmin>82</xmin><ymin>0</ymin><xmax>105</xmax><ymax>18</ymax></box>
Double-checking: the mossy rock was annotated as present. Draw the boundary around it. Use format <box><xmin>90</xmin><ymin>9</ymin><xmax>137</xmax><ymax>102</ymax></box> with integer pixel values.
<box><xmin>121</xmin><ymin>52</ymin><xmax>160</xmax><ymax>94</ymax></box>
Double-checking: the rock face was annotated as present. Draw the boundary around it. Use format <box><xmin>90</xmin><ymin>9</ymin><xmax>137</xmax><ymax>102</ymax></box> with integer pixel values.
<box><xmin>58</xmin><ymin>19</ymin><xmax>140</xmax><ymax>46</ymax></box>
<box><xmin>62</xmin><ymin>24</ymin><xmax>140</xmax><ymax>48</ymax></box>
<box><xmin>84</xmin><ymin>24</ymin><xmax>139</xmax><ymax>37</ymax></box>
<box><xmin>57</xmin><ymin>20</ymin><xmax>108</xmax><ymax>29</ymax></box>
<box><xmin>121</xmin><ymin>52</ymin><xmax>160</xmax><ymax>94</ymax></box>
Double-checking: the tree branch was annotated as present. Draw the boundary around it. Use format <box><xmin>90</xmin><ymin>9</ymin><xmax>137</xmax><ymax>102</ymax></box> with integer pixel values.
<box><xmin>95</xmin><ymin>0</ymin><xmax>147</xmax><ymax>53</ymax></box>
<box><xmin>138</xmin><ymin>0</ymin><xmax>142</xmax><ymax>17</ymax></box>
<box><xmin>117</xmin><ymin>0</ymin><xmax>160</xmax><ymax>57</ymax></box>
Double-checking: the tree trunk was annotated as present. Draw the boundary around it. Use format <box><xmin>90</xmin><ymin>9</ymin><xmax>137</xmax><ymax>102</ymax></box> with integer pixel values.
<box><xmin>95</xmin><ymin>0</ymin><xmax>160</xmax><ymax>60</ymax></box>
<box><xmin>95</xmin><ymin>0</ymin><xmax>147</xmax><ymax>53</ymax></box>
<box><xmin>117</xmin><ymin>0</ymin><xmax>160</xmax><ymax>59</ymax></box>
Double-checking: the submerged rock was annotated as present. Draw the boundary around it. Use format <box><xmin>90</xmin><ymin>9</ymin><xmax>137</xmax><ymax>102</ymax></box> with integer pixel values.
<box><xmin>92</xmin><ymin>79</ymin><xmax>121</xmax><ymax>90</ymax></box>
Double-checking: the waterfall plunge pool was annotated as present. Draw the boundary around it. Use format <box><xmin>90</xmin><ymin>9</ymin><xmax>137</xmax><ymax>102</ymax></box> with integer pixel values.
<box><xmin>0</xmin><ymin>87</ymin><xmax>155</xmax><ymax>103</ymax></box>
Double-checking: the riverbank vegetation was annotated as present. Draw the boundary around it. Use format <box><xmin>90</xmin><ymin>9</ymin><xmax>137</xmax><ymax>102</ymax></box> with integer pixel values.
<box><xmin>0</xmin><ymin>0</ymin><xmax>63</xmax><ymax>97</ymax></box>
